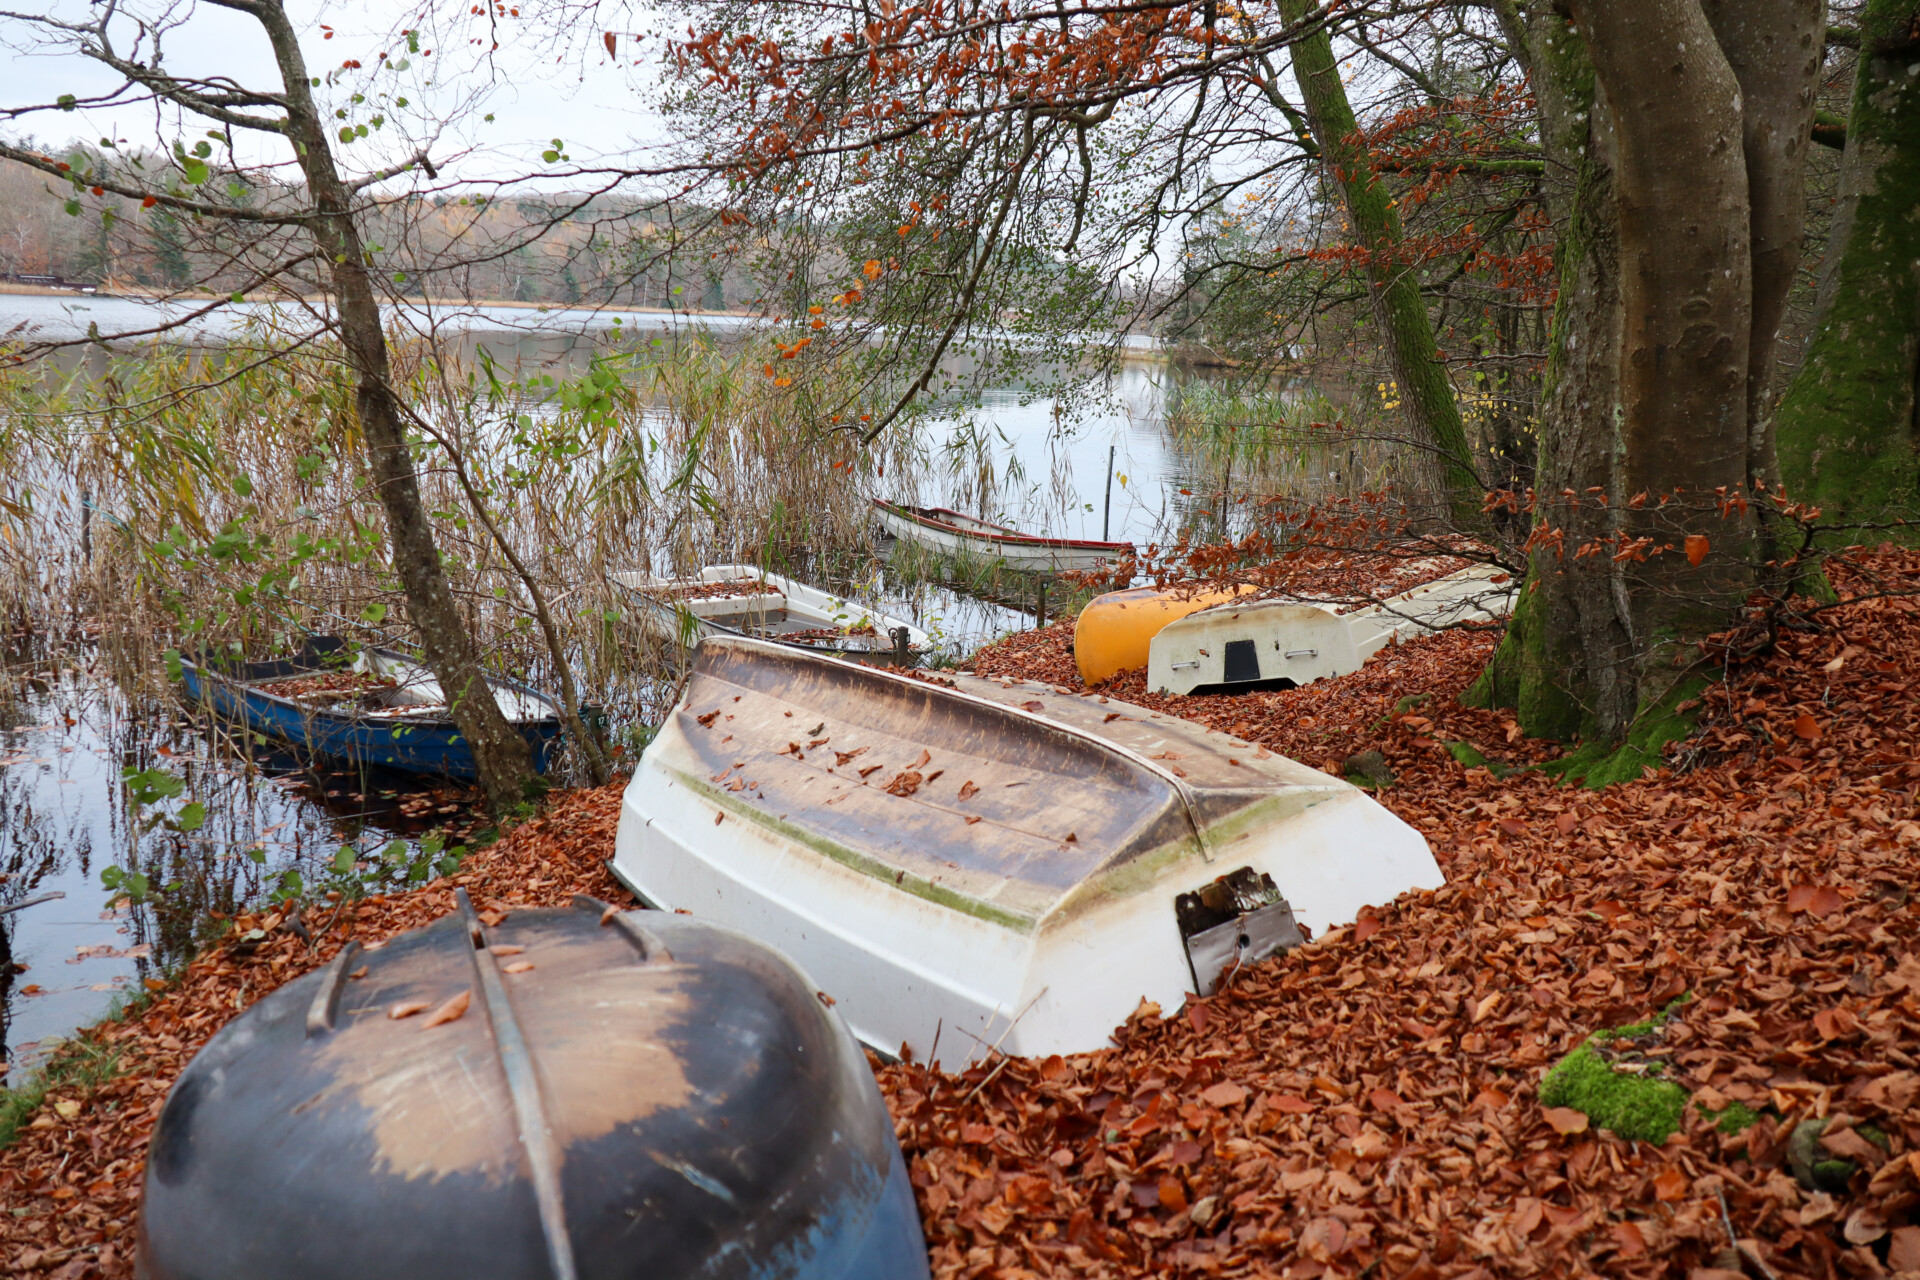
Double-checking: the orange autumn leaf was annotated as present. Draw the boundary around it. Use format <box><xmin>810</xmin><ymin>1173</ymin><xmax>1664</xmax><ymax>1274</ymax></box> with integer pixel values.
<box><xmin>1684</xmin><ymin>534</ymin><xmax>1710</xmax><ymax>567</ymax></box>
<box><xmin>1788</xmin><ymin>883</ymin><xmax>1844</xmax><ymax>916</ymax></box>
<box><xmin>1652</xmin><ymin>1166</ymin><xmax>1688</xmax><ymax>1201</ymax></box>
<box><xmin>421</xmin><ymin>988</ymin><xmax>471</xmax><ymax>1028</ymax></box>
<box><xmin>1157</xmin><ymin>1176</ymin><xmax>1187</xmax><ymax>1213</ymax></box>
<box><xmin>1543</xmin><ymin>1106</ymin><xmax>1590</xmax><ymax>1135</ymax></box>
<box><xmin>1793</xmin><ymin>712</ymin><xmax>1821</xmax><ymax>739</ymax></box>
<box><xmin>1813</xmin><ymin>1007</ymin><xmax>1857</xmax><ymax>1039</ymax></box>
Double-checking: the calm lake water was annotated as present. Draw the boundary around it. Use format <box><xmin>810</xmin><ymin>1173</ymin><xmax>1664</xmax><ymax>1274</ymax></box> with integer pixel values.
<box><xmin>0</xmin><ymin>652</ymin><xmax>486</xmax><ymax>1076</ymax></box>
<box><xmin>0</xmin><ymin>289</ymin><xmax>1280</xmax><ymax>1072</ymax></box>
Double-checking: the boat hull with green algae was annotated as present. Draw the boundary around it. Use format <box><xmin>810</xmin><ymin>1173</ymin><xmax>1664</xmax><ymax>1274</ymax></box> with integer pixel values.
<box><xmin>613</xmin><ymin>637</ymin><xmax>1442</xmax><ymax>1063</ymax></box>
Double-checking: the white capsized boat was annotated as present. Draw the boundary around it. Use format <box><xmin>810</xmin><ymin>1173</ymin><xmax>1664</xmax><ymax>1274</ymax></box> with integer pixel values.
<box><xmin>1148</xmin><ymin>562</ymin><xmax>1516</xmax><ymax>695</ymax></box>
<box><xmin>611</xmin><ymin>636</ymin><xmax>1442</xmax><ymax>1062</ymax></box>
<box><xmin>611</xmin><ymin>565</ymin><xmax>931</xmax><ymax>666</ymax></box>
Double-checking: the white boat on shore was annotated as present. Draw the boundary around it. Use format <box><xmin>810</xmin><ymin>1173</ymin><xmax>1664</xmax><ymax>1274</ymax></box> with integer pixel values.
<box><xmin>610</xmin><ymin>636</ymin><xmax>1442</xmax><ymax>1062</ymax></box>
<box><xmin>872</xmin><ymin>499</ymin><xmax>1135</xmax><ymax>573</ymax></box>
<box><xmin>611</xmin><ymin>565</ymin><xmax>931</xmax><ymax>666</ymax></box>
<box><xmin>1148</xmin><ymin>562</ymin><xmax>1516</xmax><ymax>695</ymax></box>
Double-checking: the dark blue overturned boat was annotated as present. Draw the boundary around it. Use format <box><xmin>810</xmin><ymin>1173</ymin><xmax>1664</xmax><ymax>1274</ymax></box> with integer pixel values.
<box><xmin>179</xmin><ymin>637</ymin><xmax>564</xmax><ymax>780</ymax></box>
<box><xmin>140</xmin><ymin>892</ymin><xmax>933</xmax><ymax>1280</ymax></box>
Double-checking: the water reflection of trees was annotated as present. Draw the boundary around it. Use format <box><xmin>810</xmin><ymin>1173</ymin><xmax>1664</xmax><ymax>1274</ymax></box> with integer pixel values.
<box><xmin>0</xmin><ymin>647</ymin><xmax>433</xmax><ymax>1065</ymax></box>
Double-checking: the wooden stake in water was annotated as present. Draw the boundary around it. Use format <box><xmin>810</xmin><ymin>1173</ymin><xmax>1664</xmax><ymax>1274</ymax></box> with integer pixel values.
<box><xmin>1102</xmin><ymin>444</ymin><xmax>1116</xmax><ymax>542</ymax></box>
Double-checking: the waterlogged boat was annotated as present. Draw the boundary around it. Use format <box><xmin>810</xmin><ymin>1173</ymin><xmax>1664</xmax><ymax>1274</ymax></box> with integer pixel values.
<box><xmin>871</xmin><ymin>499</ymin><xmax>1134</xmax><ymax>573</ymax></box>
<box><xmin>611</xmin><ymin>637</ymin><xmax>1441</xmax><ymax>1061</ymax></box>
<box><xmin>179</xmin><ymin>637</ymin><xmax>564</xmax><ymax>780</ymax></box>
<box><xmin>612</xmin><ymin>565</ymin><xmax>930</xmax><ymax>666</ymax></box>
<box><xmin>140</xmin><ymin>892</ymin><xmax>930</xmax><ymax>1280</ymax></box>
<box><xmin>1147</xmin><ymin>563</ymin><xmax>1517</xmax><ymax>695</ymax></box>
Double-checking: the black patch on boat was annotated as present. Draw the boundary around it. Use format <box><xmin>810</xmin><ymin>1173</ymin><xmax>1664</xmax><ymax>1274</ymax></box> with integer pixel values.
<box><xmin>1222</xmin><ymin>639</ymin><xmax>1261</xmax><ymax>684</ymax></box>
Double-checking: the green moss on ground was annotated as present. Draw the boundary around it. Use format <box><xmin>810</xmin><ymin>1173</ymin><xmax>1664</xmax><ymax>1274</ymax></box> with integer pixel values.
<box><xmin>1699</xmin><ymin>1100</ymin><xmax>1763</xmax><ymax>1136</ymax></box>
<box><xmin>1538</xmin><ymin>673</ymin><xmax>1710</xmax><ymax>789</ymax></box>
<box><xmin>1540</xmin><ymin>1042</ymin><xmax>1688</xmax><ymax>1143</ymax></box>
<box><xmin>1540</xmin><ymin>1000</ymin><xmax>1694</xmax><ymax>1143</ymax></box>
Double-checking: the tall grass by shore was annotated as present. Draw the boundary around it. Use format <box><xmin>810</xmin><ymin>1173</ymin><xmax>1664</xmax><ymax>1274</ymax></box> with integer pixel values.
<box><xmin>0</xmin><ymin>325</ymin><xmax>917</xmax><ymax>771</ymax></box>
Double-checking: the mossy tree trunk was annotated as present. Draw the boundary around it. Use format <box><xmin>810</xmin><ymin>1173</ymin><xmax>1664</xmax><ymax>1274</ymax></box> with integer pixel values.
<box><xmin>1469</xmin><ymin>1</ymin><xmax>1823</xmax><ymax>767</ymax></box>
<box><xmin>1278</xmin><ymin>0</ymin><xmax>1484</xmax><ymax>526</ymax></box>
<box><xmin>1470</xmin><ymin>6</ymin><xmax>1636</xmax><ymax>741</ymax></box>
<box><xmin>1777</xmin><ymin>0</ymin><xmax>1920</xmax><ymax>520</ymax></box>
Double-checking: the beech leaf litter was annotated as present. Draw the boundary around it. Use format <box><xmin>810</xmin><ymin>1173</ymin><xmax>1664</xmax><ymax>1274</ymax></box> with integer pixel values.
<box><xmin>10</xmin><ymin>547</ymin><xmax>1920</xmax><ymax>1278</ymax></box>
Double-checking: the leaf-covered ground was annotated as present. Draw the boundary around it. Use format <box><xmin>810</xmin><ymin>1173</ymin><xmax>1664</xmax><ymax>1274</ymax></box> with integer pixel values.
<box><xmin>7</xmin><ymin>548</ymin><xmax>1920</xmax><ymax>1278</ymax></box>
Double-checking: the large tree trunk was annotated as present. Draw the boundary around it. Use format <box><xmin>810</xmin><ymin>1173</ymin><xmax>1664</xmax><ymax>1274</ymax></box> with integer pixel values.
<box><xmin>1469</xmin><ymin>8</ymin><xmax>1638</xmax><ymax>741</ymax></box>
<box><xmin>245</xmin><ymin>0</ymin><xmax>538</xmax><ymax>812</ymax></box>
<box><xmin>1777</xmin><ymin>0</ymin><xmax>1920</xmax><ymax>519</ymax></box>
<box><xmin>1581</xmin><ymin>0</ymin><xmax>1756</xmax><ymax>699</ymax></box>
<box><xmin>1471</xmin><ymin>1</ymin><xmax>1821</xmax><ymax>773</ymax></box>
<box><xmin>1703</xmin><ymin>0</ymin><xmax>1827</xmax><ymax>495</ymax></box>
<box><xmin>1279</xmin><ymin>0</ymin><xmax>1484</xmax><ymax>525</ymax></box>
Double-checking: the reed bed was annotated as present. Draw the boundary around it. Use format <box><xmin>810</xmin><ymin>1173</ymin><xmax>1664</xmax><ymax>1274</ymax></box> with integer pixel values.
<box><xmin>0</xmin><ymin>324</ymin><xmax>917</xmax><ymax>773</ymax></box>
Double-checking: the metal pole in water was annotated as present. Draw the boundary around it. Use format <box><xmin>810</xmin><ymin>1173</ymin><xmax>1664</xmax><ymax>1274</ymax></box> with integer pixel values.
<box><xmin>1102</xmin><ymin>444</ymin><xmax>1116</xmax><ymax>542</ymax></box>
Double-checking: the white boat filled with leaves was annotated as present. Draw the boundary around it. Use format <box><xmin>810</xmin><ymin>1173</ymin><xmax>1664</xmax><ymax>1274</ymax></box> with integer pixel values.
<box><xmin>611</xmin><ymin>565</ymin><xmax>930</xmax><ymax>666</ymax></box>
<box><xmin>611</xmin><ymin>637</ymin><xmax>1441</xmax><ymax>1061</ymax></box>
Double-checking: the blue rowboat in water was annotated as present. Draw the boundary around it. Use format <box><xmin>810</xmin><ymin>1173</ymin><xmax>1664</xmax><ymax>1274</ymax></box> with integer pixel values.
<box><xmin>179</xmin><ymin>637</ymin><xmax>564</xmax><ymax>780</ymax></box>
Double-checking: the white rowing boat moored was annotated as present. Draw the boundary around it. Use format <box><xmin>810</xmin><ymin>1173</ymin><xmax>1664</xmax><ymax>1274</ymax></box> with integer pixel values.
<box><xmin>1147</xmin><ymin>563</ymin><xmax>1517</xmax><ymax>695</ymax></box>
<box><xmin>872</xmin><ymin>499</ymin><xmax>1135</xmax><ymax>573</ymax></box>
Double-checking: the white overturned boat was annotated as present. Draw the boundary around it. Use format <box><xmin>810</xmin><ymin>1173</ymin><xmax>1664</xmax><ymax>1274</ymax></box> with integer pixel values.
<box><xmin>611</xmin><ymin>565</ymin><xmax>930</xmax><ymax>666</ymax></box>
<box><xmin>872</xmin><ymin>499</ymin><xmax>1134</xmax><ymax>573</ymax></box>
<box><xmin>1148</xmin><ymin>562</ymin><xmax>1516</xmax><ymax>695</ymax></box>
<box><xmin>611</xmin><ymin>636</ymin><xmax>1441</xmax><ymax>1062</ymax></box>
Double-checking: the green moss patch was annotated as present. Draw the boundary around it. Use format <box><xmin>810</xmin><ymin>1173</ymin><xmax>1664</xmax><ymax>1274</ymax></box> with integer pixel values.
<box><xmin>1540</xmin><ymin>1042</ymin><xmax>1688</xmax><ymax>1143</ymax></box>
<box><xmin>1538</xmin><ymin>674</ymin><xmax>1710</xmax><ymax>789</ymax></box>
<box><xmin>1540</xmin><ymin>1002</ymin><xmax>1692</xmax><ymax>1143</ymax></box>
<box><xmin>1698</xmin><ymin>1099</ymin><xmax>1763</xmax><ymax>1136</ymax></box>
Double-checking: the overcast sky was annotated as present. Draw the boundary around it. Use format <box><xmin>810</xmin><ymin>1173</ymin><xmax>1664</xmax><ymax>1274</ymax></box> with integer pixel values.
<box><xmin>2</xmin><ymin>0</ymin><xmax>673</xmax><ymax>187</ymax></box>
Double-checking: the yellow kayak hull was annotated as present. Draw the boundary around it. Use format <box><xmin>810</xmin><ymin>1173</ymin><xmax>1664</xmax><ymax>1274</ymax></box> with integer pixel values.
<box><xmin>1073</xmin><ymin>585</ymin><xmax>1258</xmax><ymax>685</ymax></box>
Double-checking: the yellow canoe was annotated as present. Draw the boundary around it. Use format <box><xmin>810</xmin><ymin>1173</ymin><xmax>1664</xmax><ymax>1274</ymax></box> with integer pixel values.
<box><xmin>1074</xmin><ymin>584</ymin><xmax>1259</xmax><ymax>685</ymax></box>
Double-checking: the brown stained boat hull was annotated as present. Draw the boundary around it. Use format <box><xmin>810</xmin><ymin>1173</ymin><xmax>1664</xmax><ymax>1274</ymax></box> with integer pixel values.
<box><xmin>612</xmin><ymin>638</ymin><xmax>1443</xmax><ymax>1059</ymax></box>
